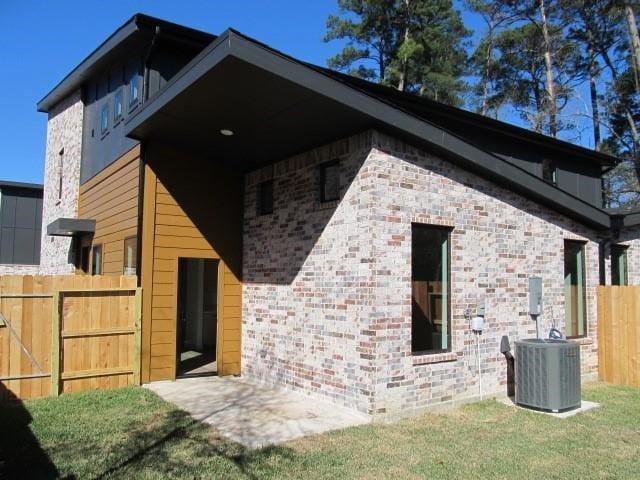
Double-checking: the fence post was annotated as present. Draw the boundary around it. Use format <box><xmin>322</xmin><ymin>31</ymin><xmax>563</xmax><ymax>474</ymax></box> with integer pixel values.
<box><xmin>133</xmin><ymin>287</ymin><xmax>142</xmax><ymax>385</ymax></box>
<box><xmin>51</xmin><ymin>291</ymin><xmax>61</xmax><ymax>396</ymax></box>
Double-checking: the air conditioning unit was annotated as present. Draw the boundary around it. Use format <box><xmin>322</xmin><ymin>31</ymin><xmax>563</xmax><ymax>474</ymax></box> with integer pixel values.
<box><xmin>515</xmin><ymin>339</ymin><xmax>581</xmax><ymax>412</ymax></box>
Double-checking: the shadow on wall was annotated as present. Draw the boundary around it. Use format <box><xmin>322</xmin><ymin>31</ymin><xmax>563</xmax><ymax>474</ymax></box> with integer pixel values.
<box><xmin>146</xmin><ymin>143</ymin><xmax>245</xmax><ymax>280</ymax></box>
<box><xmin>149</xmin><ymin>133</ymin><xmax>604</xmax><ymax>288</ymax></box>
<box><xmin>0</xmin><ymin>383</ymin><xmax>61</xmax><ymax>479</ymax></box>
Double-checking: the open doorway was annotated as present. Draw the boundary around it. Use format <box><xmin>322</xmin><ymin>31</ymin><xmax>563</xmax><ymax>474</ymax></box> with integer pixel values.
<box><xmin>177</xmin><ymin>258</ymin><xmax>219</xmax><ymax>377</ymax></box>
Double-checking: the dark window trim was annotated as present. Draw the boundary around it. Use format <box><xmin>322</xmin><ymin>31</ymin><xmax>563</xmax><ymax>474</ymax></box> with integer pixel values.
<box><xmin>564</xmin><ymin>239</ymin><xmax>587</xmax><ymax>339</ymax></box>
<box><xmin>100</xmin><ymin>103</ymin><xmax>109</xmax><ymax>136</ymax></box>
<box><xmin>91</xmin><ymin>243</ymin><xmax>103</xmax><ymax>276</ymax></box>
<box><xmin>411</xmin><ymin>223</ymin><xmax>453</xmax><ymax>356</ymax></box>
<box><xmin>123</xmin><ymin>235</ymin><xmax>137</xmax><ymax>275</ymax></box>
<box><xmin>129</xmin><ymin>72</ymin><xmax>140</xmax><ymax>110</ymax></box>
<box><xmin>113</xmin><ymin>88</ymin><xmax>124</xmax><ymax>124</ymax></box>
<box><xmin>611</xmin><ymin>244</ymin><xmax>629</xmax><ymax>286</ymax></box>
<box><xmin>319</xmin><ymin>160</ymin><xmax>340</xmax><ymax>203</ymax></box>
<box><xmin>542</xmin><ymin>159</ymin><xmax>558</xmax><ymax>185</ymax></box>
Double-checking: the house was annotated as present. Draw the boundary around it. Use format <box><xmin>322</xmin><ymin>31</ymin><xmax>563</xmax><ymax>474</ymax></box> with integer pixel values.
<box><xmin>36</xmin><ymin>13</ymin><xmax>640</xmax><ymax>416</ymax></box>
<box><xmin>0</xmin><ymin>180</ymin><xmax>43</xmax><ymax>275</ymax></box>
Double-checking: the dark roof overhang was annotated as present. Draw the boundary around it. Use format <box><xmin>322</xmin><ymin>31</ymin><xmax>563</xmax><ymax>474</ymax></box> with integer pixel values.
<box><xmin>125</xmin><ymin>29</ymin><xmax>612</xmax><ymax>230</ymax></box>
<box><xmin>37</xmin><ymin>13</ymin><xmax>214</xmax><ymax>113</ymax></box>
<box><xmin>47</xmin><ymin>218</ymin><xmax>96</xmax><ymax>237</ymax></box>
<box><xmin>0</xmin><ymin>180</ymin><xmax>43</xmax><ymax>191</ymax></box>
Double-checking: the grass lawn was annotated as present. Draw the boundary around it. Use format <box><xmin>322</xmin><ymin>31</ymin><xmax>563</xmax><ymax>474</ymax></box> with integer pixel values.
<box><xmin>1</xmin><ymin>383</ymin><xmax>639</xmax><ymax>479</ymax></box>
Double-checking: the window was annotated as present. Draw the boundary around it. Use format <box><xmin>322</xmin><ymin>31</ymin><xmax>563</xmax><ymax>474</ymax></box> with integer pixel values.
<box><xmin>100</xmin><ymin>104</ymin><xmax>109</xmax><ymax>135</ymax></box>
<box><xmin>412</xmin><ymin>224</ymin><xmax>451</xmax><ymax>353</ymax></box>
<box><xmin>91</xmin><ymin>244</ymin><xmax>103</xmax><ymax>275</ymax></box>
<box><xmin>57</xmin><ymin>148</ymin><xmax>64</xmax><ymax>202</ymax></box>
<box><xmin>611</xmin><ymin>245</ymin><xmax>628</xmax><ymax>286</ymax></box>
<box><xmin>114</xmin><ymin>89</ymin><xmax>123</xmax><ymax>122</ymax></box>
<box><xmin>320</xmin><ymin>161</ymin><xmax>340</xmax><ymax>202</ymax></box>
<box><xmin>129</xmin><ymin>74</ymin><xmax>139</xmax><ymax>107</ymax></box>
<box><xmin>257</xmin><ymin>180</ymin><xmax>274</xmax><ymax>215</ymax></box>
<box><xmin>542</xmin><ymin>159</ymin><xmax>557</xmax><ymax>184</ymax></box>
<box><xmin>564</xmin><ymin>240</ymin><xmax>586</xmax><ymax>337</ymax></box>
<box><xmin>123</xmin><ymin>236</ymin><xmax>137</xmax><ymax>275</ymax></box>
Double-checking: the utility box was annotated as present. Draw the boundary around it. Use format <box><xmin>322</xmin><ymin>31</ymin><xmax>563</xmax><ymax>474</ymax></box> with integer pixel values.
<box><xmin>529</xmin><ymin>277</ymin><xmax>542</xmax><ymax>316</ymax></box>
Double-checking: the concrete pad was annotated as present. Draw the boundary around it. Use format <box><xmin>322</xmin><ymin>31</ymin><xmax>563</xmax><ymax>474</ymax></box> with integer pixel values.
<box><xmin>145</xmin><ymin>376</ymin><xmax>370</xmax><ymax>449</ymax></box>
<box><xmin>499</xmin><ymin>396</ymin><xmax>600</xmax><ymax>418</ymax></box>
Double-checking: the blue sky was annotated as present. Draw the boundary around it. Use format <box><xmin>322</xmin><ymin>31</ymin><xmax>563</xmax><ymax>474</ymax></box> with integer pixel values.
<box><xmin>0</xmin><ymin>1</ymin><xmax>483</xmax><ymax>184</ymax></box>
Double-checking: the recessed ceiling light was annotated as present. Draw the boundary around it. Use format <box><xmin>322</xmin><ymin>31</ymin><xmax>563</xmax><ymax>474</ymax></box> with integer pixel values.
<box><xmin>220</xmin><ymin>129</ymin><xmax>234</xmax><ymax>136</ymax></box>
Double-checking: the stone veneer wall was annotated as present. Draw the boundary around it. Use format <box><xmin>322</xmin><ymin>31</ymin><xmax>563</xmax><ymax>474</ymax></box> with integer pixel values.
<box><xmin>242</xmin><ymin>130</ymin><xmax>603</xmax><ymax>416</ymax></box>
<box><xmin>39</xmin><ymin>90</ymin><xmax>83</xmax><ymax>274</ymax></box>
<box><xmin>0</xmin><ymin>265</ymin><xmax>40</xmax><ymax>275</ymax></box>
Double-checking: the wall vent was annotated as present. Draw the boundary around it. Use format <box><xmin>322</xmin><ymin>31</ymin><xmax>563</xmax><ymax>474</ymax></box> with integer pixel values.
<box><xmin>515</xmin><ymin>339</ymin><xmax>581</xmax><ymax>412</ymax></box>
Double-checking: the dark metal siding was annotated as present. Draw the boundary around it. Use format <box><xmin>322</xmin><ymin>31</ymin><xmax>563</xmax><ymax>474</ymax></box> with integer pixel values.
<box><xmin>0</xmin><ymin>187</ymin><xmax>42</xmax><ymax>265</ymax></box>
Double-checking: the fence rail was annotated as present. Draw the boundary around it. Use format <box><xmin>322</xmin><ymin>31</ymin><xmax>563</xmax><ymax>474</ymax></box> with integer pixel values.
<box><xmin>598</xmin><ymin>286</ymin><xmax>640</xmax><ymax>387</ymax></box>
<box><xmin>0</xmin><ymin>275</ymin><xmax>140</xmax><ymax>401</ymax></box>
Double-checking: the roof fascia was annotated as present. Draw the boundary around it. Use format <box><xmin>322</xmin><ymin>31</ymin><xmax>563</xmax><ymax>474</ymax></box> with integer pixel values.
<box><xmin>125</xmin><ymin>30</ymin><xmax>611</xmax><ymax>230</ymax></box>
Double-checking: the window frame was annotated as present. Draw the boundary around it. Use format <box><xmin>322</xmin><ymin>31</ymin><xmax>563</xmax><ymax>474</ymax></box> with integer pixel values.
<box><xmin>611</xmin><ymin>245</ymin><xmax>629</xmax><ymax>286</ymax></box>
<box><xmin>113</xmin><ymin>88</ymin><xmax>124</xmax><ymax>124</ymax></box>
<box><xmin>91</xmin><ymin>244</ymin><xmax>103</xmax><ymax>276</ymax></box>
<box><xmin>319</xmin><ymin>160</ymin><xmax>340</xmax><ymax>203</ymax></box>
<box><xmin>100</xmin><ymin>103</ymin><xmax>109</xmax><ymax>136</ymax></box>
<box><xmin>564</xmin><ymin>240</ymin><xmax>587</xmax><ymax>338</ymax></box>
<box><xmin>411</xmin><ymin>223</ymin><xmax>453</xmax><ymax>355</ymax></box>
<box><xmin>123</xmin><ymin>236</ymin><xmax>137</xmax><ymax>276</ymax></box>
<box><xmin>542</xmin><ymin>159</ymin><xmax>558</xmax><ymax>185</ymax></box>
<box><xmin>128</xmin><ymin>72</ymin><xmax>140</xmax><ymax>109</ymax></box>
<box><xmin>257</xmin><ymin>180</ymin><xmax>274</xmax><ymax>216</ymax></box>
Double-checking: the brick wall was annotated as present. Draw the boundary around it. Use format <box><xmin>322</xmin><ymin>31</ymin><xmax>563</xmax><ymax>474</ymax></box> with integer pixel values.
<box><xmin>39</xmin><ymin>90</ymin><xmax>83</xmax><ymax>275</ymax></box>
<box><xmin>243</xmin><ymin>130</ymin><xmax>606</xmax><ymax>416</ymax></box>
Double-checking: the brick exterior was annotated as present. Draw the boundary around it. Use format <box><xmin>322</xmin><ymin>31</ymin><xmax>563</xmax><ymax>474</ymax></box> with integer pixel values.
<box><xmin>39</xmin><ymin>90</ymin><xmax>83</xmax><ymax>274</ymax></box>
<box><xmin>243</xmin><ymin>130</ymin><xmax>604</xmax><ymax>416</ymax></box>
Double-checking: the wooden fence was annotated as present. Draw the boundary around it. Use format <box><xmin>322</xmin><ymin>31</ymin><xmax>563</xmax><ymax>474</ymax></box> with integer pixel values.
<box><xmin>0</xmin><ymin>275</ymin><xmax>140</xmax><ymax>401</ymax></box>
<box><xmin>598</xmin><ymin>286</ymin><xmax>640</xmax><ymax>387</ymax></box>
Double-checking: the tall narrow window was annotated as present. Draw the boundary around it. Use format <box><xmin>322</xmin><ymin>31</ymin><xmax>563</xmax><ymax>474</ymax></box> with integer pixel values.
<box><xmin>100</xmin><ymin>104</ymin><xmax>109</xmax><ymax>134</ymax></box>
<box><xmin>257</xmin><ymin>180</ymin><xmax>274</xmax><ymax>215</ymax></box>
<box><xmin>57</xmin><ymin>148</ymin><xmax>64</xmax><ymax>202</ymax></box>
<box><xmin>123</xmin><ymin>236</ymin><xmax>137</xmax><ymax>275</ymax></box>
<box><xmin>611</xmin><ymin>245</ymin><xmax>628</xmax><ymax>286</ymax></box>
<box><xmin>129</xmin><ymin>73</ymin><xmax>139</xmax><ymax>107</ymax></box>
<box><xmin>91</xmin><ymin>244</ymin><xmax>103</xmax><ymax>275</ymax></box>
<box><xmin>114</xmin><ymin>88</ymin><xmax>123</xmax><ymax>122</ymax></box>
<box><xmin>564</xmin><ymin>240</ymin><xmax>587</xmax><ymax>337</ymax></box>
<box><xmin>412</xmin><ymin>224</ymin><xmax>451</xmax><ymax>353</ymax></box>
<box><xmin>320</xmin><ymin>161</ymin><xmax>340</xmax><ymax>202</ymax></box>
<box><xmin>542</xmin><ymin>159</ymin><xmax>557</xmax><ymax>184</ymax></box>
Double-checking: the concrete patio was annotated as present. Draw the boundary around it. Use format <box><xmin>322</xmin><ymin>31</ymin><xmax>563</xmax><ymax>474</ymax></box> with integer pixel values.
<box><xmin>145</xmin><ymin>376</ymin><xmax>370</xmax><ymax>449</ymax></box>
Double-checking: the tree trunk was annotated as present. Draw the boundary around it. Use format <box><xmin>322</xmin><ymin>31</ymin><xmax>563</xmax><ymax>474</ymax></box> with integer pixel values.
<box><xmin>539</xmin><ymin>0</ymin><xmax>557</xmax><ymax>137</ymax></box>
<box><xmin>398</xmin><ymin>23</ymin><xmax>410</xmax><ymax>91</ymax></box>
<box><xmin>625</xmin><ymin>3</ymin><xmax>640</xmax><ymax>94</ymax></box>
<box><xmin>481</xmin><ymin>20</ymin><xmax>496</xmax><ymax>116</ymax></box>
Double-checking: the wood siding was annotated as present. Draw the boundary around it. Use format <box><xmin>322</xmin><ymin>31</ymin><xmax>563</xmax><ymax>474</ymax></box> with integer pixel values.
<box><xmin>78</xmin><ymin>146</ymin><xmax>140</xmax><ymax>275</ymax></box>
<box><xmin>141</xmin><ymin>144</ymin><xmax>243</xmax><ymax>383</ymax></box>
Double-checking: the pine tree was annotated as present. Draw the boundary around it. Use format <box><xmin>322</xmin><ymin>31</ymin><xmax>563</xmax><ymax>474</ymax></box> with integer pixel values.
<box><xmin>324</xmin><ymin>0</ymin><xmax>470</xmax><ymax>106</ymax></box>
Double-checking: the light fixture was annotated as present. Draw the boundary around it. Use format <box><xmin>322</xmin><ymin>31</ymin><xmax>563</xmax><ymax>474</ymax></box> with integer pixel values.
<box><xmin>220</xmin><ymin>129</ymin><xmax>234</xmax><ymax>136</ymax></box>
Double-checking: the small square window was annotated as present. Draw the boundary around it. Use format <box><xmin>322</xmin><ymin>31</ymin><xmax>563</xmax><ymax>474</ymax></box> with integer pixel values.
<box><xmin>129</xmin><ymin>75</ymin><xmax>139</xmax><ymax>107</ymax></box>
<box><xmin>257</xmin><ymin>180</ymin><xmax>274</xmax><ymax>215</ymax></box>
<box><xmin>320</xmin><ymin>161</ymin><xmax>340</xmax><ymax>202</ymax></box>
<box><xmin>100</xmin><ymin>104</ymin><xmax>109</xmax><ymax>135</ymax></box>
<box><xmin>114</xmin><ymin>89</ymin><xmax>123</xmax><ymax>122</ymax></box>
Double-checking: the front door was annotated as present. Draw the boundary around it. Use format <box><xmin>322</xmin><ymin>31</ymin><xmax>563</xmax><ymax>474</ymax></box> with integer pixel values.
<box><xmin>176</xmin><ymin>258</ymin><xmax>219</xmax><ymax>377</ymax></box>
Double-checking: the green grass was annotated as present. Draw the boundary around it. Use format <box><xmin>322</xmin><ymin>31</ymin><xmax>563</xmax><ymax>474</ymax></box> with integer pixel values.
<box><xmin>1</xmin><ymin>384</ymin><xmax>639</xmax><ymax>479</ymax></box>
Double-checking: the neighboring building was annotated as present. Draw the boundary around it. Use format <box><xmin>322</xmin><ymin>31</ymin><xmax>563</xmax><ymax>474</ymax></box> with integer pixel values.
<box><xmin>35</xmin><ymin>14</ymin><xmax>640</xmax><ymax>416</ymax></box>
<box><xmin>0</xmin><ymin>180</ymin><xmax>43</xmax><ymax>275</ymax></box>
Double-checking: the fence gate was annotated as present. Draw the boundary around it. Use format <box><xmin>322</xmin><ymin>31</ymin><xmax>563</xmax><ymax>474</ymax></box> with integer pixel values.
<box><xmin>0</xmin><ymin>275</ymin><xmax>140</xmax><ymax>401</ymax></box>
<box><xmin>598</xmin><ymin>286</ymin><xmax>640</xmax><ymax>387</ymax></box>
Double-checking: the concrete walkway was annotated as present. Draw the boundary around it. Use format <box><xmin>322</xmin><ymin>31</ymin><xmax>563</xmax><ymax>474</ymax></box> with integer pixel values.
<box><xmin>145</xmin><ymin>376</ymin><xmax>370</xmax><ymax>449</ymax></box>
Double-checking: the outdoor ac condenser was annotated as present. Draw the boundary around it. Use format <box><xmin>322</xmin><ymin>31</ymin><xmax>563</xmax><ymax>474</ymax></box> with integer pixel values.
<box><xmin>515</xmin><ymin>339</ymin><xmax>581</xmax><ymax>412</ymax></box>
